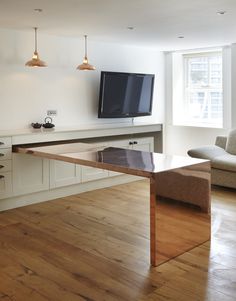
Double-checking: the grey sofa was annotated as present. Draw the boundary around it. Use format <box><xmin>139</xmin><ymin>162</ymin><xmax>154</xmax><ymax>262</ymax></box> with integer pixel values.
<box><xmin>188</xmin><ymin>129</ymin><xmax>236</xmax><ymax>188</ymax></box>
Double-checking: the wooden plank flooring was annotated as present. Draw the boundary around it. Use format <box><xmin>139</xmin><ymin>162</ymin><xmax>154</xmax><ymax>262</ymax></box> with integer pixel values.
<box><xmin>0</xmin><ymin>180</ymin><xmax>235</xmax><ymax>300</ymax></box>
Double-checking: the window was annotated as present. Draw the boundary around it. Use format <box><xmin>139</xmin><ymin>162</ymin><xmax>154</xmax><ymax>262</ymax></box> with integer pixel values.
<box><xmin>183</xmin><ymin>51</ymin><xmax>223</xmax><ymax>127</ymax></box>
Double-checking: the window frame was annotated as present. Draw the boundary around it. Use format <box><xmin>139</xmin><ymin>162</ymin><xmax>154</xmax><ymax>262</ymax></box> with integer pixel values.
<box><xmin>182</xmin><ymin>50</ymin><xmax>223</xmax><ymax>127</ymax></box>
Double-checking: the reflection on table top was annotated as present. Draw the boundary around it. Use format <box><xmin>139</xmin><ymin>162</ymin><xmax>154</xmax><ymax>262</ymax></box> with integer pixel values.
<box><xmin>14</xmin><ymin>142</ymin><xmax>209</xmax><ymax>178</ymax></box>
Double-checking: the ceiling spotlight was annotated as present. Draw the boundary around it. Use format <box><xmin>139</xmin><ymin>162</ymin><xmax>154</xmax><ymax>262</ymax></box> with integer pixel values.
<box><xmin>34</xmin><ymin>8</ymin><xmax>43</xmax><ymax>13</ymax></box>
<box><xmin>217</xmin><ymin>11</ymin><xmax>226</xmax><ymax>15</ymax></box>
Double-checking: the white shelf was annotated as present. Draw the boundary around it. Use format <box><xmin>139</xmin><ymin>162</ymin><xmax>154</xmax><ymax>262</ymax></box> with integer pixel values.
<box><xmin>0</xmin><ymin>122</ymin><xmax>162</xmax><ymax>145</ymax></box>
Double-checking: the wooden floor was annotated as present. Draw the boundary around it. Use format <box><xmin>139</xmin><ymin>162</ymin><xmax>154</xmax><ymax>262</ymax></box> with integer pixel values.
<box><xmin>0</xmin><ymin>180</ymin><xmax>235</xmax><ymax>301</ymax></box>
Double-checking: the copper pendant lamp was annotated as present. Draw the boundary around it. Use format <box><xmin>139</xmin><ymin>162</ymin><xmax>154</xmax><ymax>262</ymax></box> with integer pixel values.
<box><xmin>77</xmin><ymin>35</ymin><xmax>95</xmax><ymax>70</ymax></box>
<box><xmin>25</xmin><ymin>27</ymin><xmax>47</xmax><ymax>67</ymax></box>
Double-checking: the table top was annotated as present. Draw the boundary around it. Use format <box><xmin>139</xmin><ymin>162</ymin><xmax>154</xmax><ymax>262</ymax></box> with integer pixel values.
<box><xmin>14</xmin><ymin>142</ymin><xmax>209</xmax><ymax>178</ymax></box>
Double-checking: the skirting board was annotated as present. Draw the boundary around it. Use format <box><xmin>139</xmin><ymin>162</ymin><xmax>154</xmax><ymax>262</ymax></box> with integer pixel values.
<box><xmin>0</xmin><ymin>174</ymin><xmax>144</xmax><ymax>212</ymax></box>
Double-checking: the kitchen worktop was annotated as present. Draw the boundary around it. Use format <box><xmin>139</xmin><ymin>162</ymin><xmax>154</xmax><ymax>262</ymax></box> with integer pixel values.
<box><xmin>0</xmin><ymin>122</ymin><xmax>162</xmax><ymax>137</ymax></box>
<box><xmin>0</xmin><ymin>122</ymin><xmax>162</xmax><ymax>145</ymax></box>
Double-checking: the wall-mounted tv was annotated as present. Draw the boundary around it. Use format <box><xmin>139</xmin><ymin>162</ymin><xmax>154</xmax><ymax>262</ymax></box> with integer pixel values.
<box><xmin>98</xmin><ymin>71</ymin><xmax>155</xmax><ymax>118</ymax></box>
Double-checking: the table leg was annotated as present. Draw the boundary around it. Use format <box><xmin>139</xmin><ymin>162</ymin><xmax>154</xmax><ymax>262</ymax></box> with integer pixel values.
<box><xmin>150</xmin><ymin>175</ymin><xmax>158</xmax><ymax>267</ymax></box>
<box><xmin>149</xmin><ymin>162</ymin><xmax>211</xmax><ymax>267</ymax></box>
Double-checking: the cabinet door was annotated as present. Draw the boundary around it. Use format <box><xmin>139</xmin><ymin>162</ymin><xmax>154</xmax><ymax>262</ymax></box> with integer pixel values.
<box><xmin>13</xmin><ymin>154</ymin><xmax>49</xmax><ymax>195</ymax></box>
<box><xmin>81</xmin><ymin>142</ymin><xmax>109</xmax><ymax>183</ymax></box>
<box><xmin>132</xmin><ymin>137</ymin><xmax>154</xmax><ymax>152</ymax></box>
<box><xmin>0</xmin><ymin>172</ymin><xmax>12</xmax><ymax>199</ymax></box>
<box><xmin>50</xmin><ymin>160</ymin><xmax>81</xmax><ymax>188</ymax></box>
<box><xmin>108</xmin><ymin>139</ymin><xmax>131</xmax><ymax>177</ymax></box>
<box><xmin>81</xmin><ymin>166</ymin><xmax>109</xmax><ymax>183</ymax></box>
<box><xmin>108</xmin><ymin>137</ymin><xmax>154</xmax><ymax>177</ymax></box>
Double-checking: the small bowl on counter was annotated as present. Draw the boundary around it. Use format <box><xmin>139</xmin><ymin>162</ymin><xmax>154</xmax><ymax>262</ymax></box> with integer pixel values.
<box><xmin>31</xmin><ymin>122</ymin><xmax>42</xmax><ymax>129</ymax></box>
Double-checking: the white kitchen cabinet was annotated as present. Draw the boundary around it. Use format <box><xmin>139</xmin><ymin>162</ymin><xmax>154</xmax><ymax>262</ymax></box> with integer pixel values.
<box><xmin>108</xmin><ymin>137</ymin><xmax>154</xmax><ymax>152</ymax></box>
<box><xmin>108</xmin><ymin>137</ymin><xmax>154</xmax><ymax>177</ymax></box>
<box><xmin>0</xmin><ymin>148</ymin><xmax>12</xmax><ymax>160</ymax></box>
<box><xmin>107</xmin><ymin>139</ymin><xmax>131</xmax><ymax>177</ymax></box>
<box><xmin>81</xmin><ymin>166</ymin><xmax>109</xmax><ymax>182</ymax></box>
<box><xmin>108</xmin><ymin>139</ymin><xmax>132</xmax><ymax>150</ymax></box>
<box><xmin>0</xmin><ymin>137</ymin><xmax>12</xmax><ymax>149</ymax></box>
<box><xmin>49</xmin><ymin>141</ymin><xmax>110</xmax><ymax>186</ymax></box>
<box><xmin>50</xmin><ymin>160</ymin><xmax>81</xmax><ymax>188</ymax></box>
<box><xmin>0</xmin><ymin>172</ymin><xmax>12</xmax><ymax>199</ymax></box>
<box><xmin>13</xmin><ymin>154</ymin><xmax>49</xmax><ymax>195</ymax></box>
<box><xmin>0</xmin><ymin>124</ymin><xmax>161</xmax><ymax>210</ymax></box>
<box><xmin>81</xmin><ymin>141</ymin><xmax>109</xmax><ymax>183</ymax></box>
<box><xmin>0</xmin><ymin>160</ymin><xmax>12</xmax><ymax>173</ymax></box>
<box><xmin>131</xmin><ymin>137</ymin><xmax>154</xmax><ymax>152</ymax></box>
<box><xmin>0</xmin><ymin>136</ymin><xmax>12</xmax><ymax>199</ymax></box>
<box><xmin>11</xmin><ymin>136</ymin><xmax>154</xmax><ymax>195</ymax></box>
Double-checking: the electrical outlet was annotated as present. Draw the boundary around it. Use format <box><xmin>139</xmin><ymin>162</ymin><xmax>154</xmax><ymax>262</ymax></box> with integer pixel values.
<box><xmin>47</xmin><ymin>110</ymin><xmax>57</xmax><ymax>116</ymax></box>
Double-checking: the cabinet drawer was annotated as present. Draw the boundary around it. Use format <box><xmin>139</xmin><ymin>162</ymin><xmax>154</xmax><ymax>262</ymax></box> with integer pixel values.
<box><xmin>81</xmin><ymin>166</ymin><xmax>109</xmax><ymax>183</ymax></box>
<box><xmin>0</xmin><ymin>160</ymin><xmax>12</xmax><ymax>172</ymax></box>
<box><xmin>0</xmin><ymin>137</ymin><xmax>12</xmax><ymax>149</ymax></box>
<box><xmin>0</xmin><ymin>172</ymin><xmax>12</xmax><ymax>199</ymax></box>
<box><xmin>0</xmin><ymin>148</ymin><xmax>12</xmax><ymax>160</ymax></box>
<box><xmin>132</xmin><ymin>137</ymin><xmax>154</xmax><ymax>152</ymax></box>
<box><xmin>108</xmin><ymin>139</ymin><xmax>131</xmax><ymax>149</ymax></box>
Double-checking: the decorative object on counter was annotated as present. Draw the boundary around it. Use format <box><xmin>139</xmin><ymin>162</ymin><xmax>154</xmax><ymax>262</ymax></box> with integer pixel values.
<box><xmin>77</xmin><ymin>35</ymin><xmax>95</xmax><ymax>71</ymax></box>
<box><xmin>25</xmin><ymin>27</ymin><xmax>47</xmax><ymax>67</ymax></box>
<box><xmin>42</xmin><ymin>117</ymin><xmax>55</xmax><ymax>129</ymax></box>
<box><xmin>31</xmin><ymin>122</ymin><xmax>42</xmax><ymax>129</ymax></box>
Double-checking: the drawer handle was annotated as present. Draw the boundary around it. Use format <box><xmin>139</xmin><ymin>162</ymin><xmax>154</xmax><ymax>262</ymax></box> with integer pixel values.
<box><xmin>0</xmin><ymin>165</ymin><xmax>4</xmax><ymax>169</ymax></box>
<box><xmin>0</xmin><ymin>142</ymin><xmax>4</xmax><ymax>145</ymax></box>
<box><xmin>0</xmin><ymin>153</ymin><xmax>4</xmax><ymax>157</ymax></box>
<box><xmin>133</xmin><ymin>141</ymin><xmax>138</xmax><ymax>145</ymax></box>
<box><xmin>0</xmin><ymin>175</ymin><xmax>4</xmax><ymax>179</ymax></box>
<box><xmin>129</xmin><ymin>141</ymin><xmax>133</xmax><ymax>145</ymax></box>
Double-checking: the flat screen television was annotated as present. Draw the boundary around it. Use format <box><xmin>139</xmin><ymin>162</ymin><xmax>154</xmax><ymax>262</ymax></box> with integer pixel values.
<box><xmin>98</xmin><ymin>71</ymin><xmax>155</xmax><ymax>118</ymax></box>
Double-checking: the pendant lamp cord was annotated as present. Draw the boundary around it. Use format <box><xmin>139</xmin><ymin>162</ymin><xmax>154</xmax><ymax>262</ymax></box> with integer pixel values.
<box><xmin>34</xmin><ymin>27</ymin><xmax>38</xmax><ymax>52</ymax></box>
<box><xmin>84</xmin><ymin>35</ymin><xmax>87</xmax><ymax>58</ymax></box>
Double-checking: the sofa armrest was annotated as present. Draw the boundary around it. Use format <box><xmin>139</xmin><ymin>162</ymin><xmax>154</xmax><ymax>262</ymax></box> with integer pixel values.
<box><xmin>215</xmin><ymin>136</ymin><xmax>227</xmax><ymax>149</ymax></box>
<box><xmin>188</xmin><ymin>145</ymin><xmax>227</xmax><ymax>160</ymax></box>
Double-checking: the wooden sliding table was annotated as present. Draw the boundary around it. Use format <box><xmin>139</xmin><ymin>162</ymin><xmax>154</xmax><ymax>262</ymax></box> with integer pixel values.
<box><xmin>14</xmin><ymin>142</ymin><xmax>211</xmax><ymax>267</ymax></box>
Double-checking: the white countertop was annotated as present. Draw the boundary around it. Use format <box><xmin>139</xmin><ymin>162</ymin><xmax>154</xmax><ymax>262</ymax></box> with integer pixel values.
<box><xmin>0</xmin><ymin>122</ymin><xmax>162</xmax><ymax>145</ymax></box>
<box><xmin>0</xmin><ymin>122</ymin><xmax>162</xmax><ymax>137</ymax></box>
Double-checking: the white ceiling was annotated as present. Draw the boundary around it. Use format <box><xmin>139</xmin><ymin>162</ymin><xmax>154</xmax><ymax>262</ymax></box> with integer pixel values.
<box><xmin>0</xmin><ymin>0</ymin><xmax>236</xmax><ymax>50</ymax></box>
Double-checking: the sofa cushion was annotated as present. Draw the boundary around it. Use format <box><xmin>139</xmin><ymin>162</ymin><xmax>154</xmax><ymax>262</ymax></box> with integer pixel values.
<box><xmin>212</xmin><ymin>154</ymin><xmax>236</xmax><ymax>172</ymax></box>
<box><xmin>215</xmin><ymin>136</ymin><xmax>227</xmax><ymax>149</ymax></box>
<box><xmin>187</xmin><ymin>145</ymin><xmax>227</xmax><ymax>160</ymax></box>
<box><xmin>226</xmin><ymin>129</ymin><xmax>236</xmax><ymax>155</ymax></box>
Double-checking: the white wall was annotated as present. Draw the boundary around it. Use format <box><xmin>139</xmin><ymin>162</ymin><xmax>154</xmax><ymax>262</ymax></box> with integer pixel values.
<box><xmin>231</xmin><ymin>44</ymin><xmax>236</xmax><ymax>129</ymax></box>
<box><xmin>0</xmin><ymin>28</ymin><xmax>165</xmax><ymax>130</ymax></box>
<box><xmin>164</xmin><ymin>47</ymin><xmax>233</xmax><ymax>156</ymax></box>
